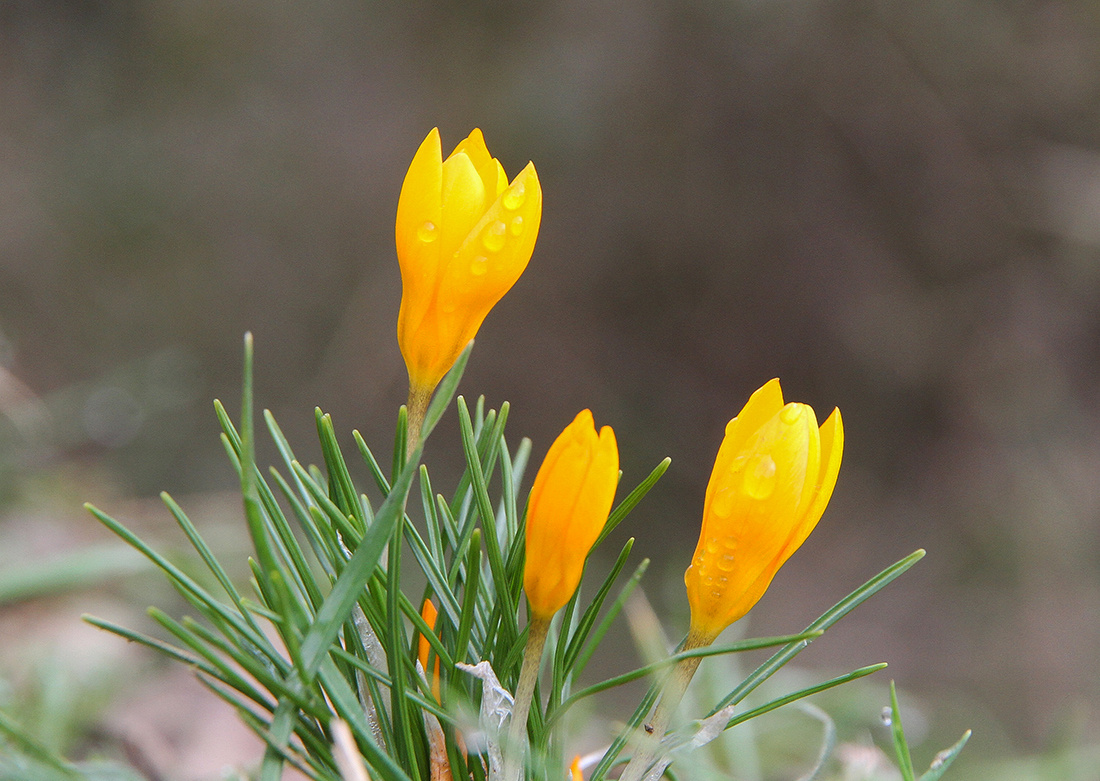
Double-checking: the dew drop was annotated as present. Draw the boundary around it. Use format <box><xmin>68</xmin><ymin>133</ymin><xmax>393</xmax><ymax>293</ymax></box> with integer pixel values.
<box><xmin>729</xmin><ymin>453</ymin><xmax>749</xmax><ymax>472</ymax></box>
<box><xmin>482</xmin><ymin>221</ymin><xmax>507</xmax><ymax>252</ymax></box>
<box><xmin>710</xmin><ymin>487</ymin><xmax>736</xmax><ymax>519</ymax></box>
<box><xmin>742</xmin><ymin>455</ymin><xmax>777</xmax><ymax>499</ymax></box>
<box><xmin>441</xmin><ymin>300</ymin><xmax>457</xmax><ymax>314</ymax></box>
<box><xmin>417</xmin><ymin>221</ymin><xmax>438</xmax><ymax>243</ymax></box>
<box><xmin>509</xmin><ymin>215</ymin><xmax>524</xmax><ymax>236</ymax></box>
<box><xmin>470</xmin><ymin>256</ymin><xmax>489</xmax><ymax>276</ymax></box>
<box><xmin>779</xmin><ymin>403</ymin><xmax>804</xmax><ymax>425</ymax></box>
<box><xmin>880</xmin><ymin>706</ymin><xmax>893</xmax><ymax>726</ymax></box>
<box><xmin>502</xmin><ymin>181</ymin><xmax>526</xmax><ymax>210</ymax></box>
<box><xmin>715</xmin><ymin>554</ymin><xmax>736</xmax><ymax>573</ymax></box>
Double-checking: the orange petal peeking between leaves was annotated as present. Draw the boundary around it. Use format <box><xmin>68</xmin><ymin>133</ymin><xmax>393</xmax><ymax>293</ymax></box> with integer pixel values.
<box><xmin>418</xmin><ymin>599</ymin><xmax>441</xmax><ymax>701</ymax></box>
<box><xmin>524</xmin><ymin>410</ymin><xmax>619</xmax><ymax>620</ymax></box>
<box><xmin>396</xmin><ymin>128</ymin><xmax>542</xmax><ymax>397</ymax></box>
<box><xmin>684</xmin><ymin>379</ymin><xmax>843</xmax><ymax>644</ymax></box>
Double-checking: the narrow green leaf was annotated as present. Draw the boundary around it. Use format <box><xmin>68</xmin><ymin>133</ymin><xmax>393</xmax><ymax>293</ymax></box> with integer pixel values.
<box><xmin>353</xmin><ymin>429</ymin><xmax>392</xmax><ymax>497</ymax></box>
<box><xmin>594</xmin><ymin>457</ymin><xmax>670</xmax><ymax>549</ymax></box>
<box><xmin>393</xmin><ymin>405</ymin><xmax>409</xmax><ymax>480</ymax></box>
<box><xmin>421</xmin><ymin>342</ymin><xmax>473</xmax><ymax>439</ymax></box>
<box><xmin>159</xmin><ymin>492</ymin><xmax>265</xmax><ymax>629</ymax></box>
<box><xmin>0</xmin><ymin>710</ymin><xmax>80</xmax><ymax>776</ymax></box>
<box><xmin>259</xmin><ymin>698</ymin><xmax>299</xmax><ymax>781</ymax></box>
<box><xmin>721</xmin><ymin>664</ymin><xmax>888</xmax><ymax>731</ymax></box>
<box><xmin>918</xmin><ymin>730</ymin><xmax>972</xmax><ymax>781</ymax></box>
<box><xmin>316</xmin><ymin>410</ymin><xmax>368</xmax><ymax>533</ymax></box>
<box><xmin>83</xmin><ymin>614</ymin><xmax>209</xmax><ymax>670</ymax></box>
<box><xmin>891</xmin><ymin>680</ymin><xmax>917</xmax><ymax>781</ymax></box>
<box><xmin>237</xmin><ymin>333</ymin><xmax>281</xmax><ymax>603</ymax></box>
<box><xmin>562</xmin><ymin>538</ymin><xmax>636</xmax><ymax>674</ymax></box>
<box><xmin>454</xmin><ymin>529</ymin><xmax>483</xmax><ymax>664</ymax></box>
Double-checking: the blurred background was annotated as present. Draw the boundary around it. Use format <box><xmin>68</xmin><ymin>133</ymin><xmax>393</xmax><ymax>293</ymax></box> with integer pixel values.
<box><xmin>2</xmin><ymin>0</ymin><xmax>1100</xmax><ymax>777</ymax></box>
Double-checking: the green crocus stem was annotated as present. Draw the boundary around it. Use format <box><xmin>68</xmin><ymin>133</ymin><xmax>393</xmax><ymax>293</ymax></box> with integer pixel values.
<box><xmin>619</xmin><ymin>626</ymin><xmax>713</xmax><ymax>781</ymax></box>
<box><xmin>405</xmin><ymin>383</ymin><xmax>433</xmax><ymax>459</ymax></box>
<box><xmin>503</xmin><ymin>615</ymin><xmax>551</xmax><ymax>781</ymax></box>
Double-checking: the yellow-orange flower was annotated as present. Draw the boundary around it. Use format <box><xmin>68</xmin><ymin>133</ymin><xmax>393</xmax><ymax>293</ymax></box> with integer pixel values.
<box><xmin>417</xmin><ymin>599</ymin><xmax>441</xmax><ymax>701</ymax></box>
<box><xmin>685</xmin><ymin>379</ymin><xmax>843</xmax><ymax>643</ymax></box>
<box><xmin>524</xmin><ymin>410</ymin><xmax>619</xmax><ymax>619</ymax></box>
<box><xmin>396</xmin><ymin>127</ymin><xmax>542</xmax><ymax>396</ymax></box>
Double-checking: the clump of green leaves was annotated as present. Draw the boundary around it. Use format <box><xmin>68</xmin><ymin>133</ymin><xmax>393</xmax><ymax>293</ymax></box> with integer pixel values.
<box><xmin>72</xmin><ymin>336</ymin><xmax>956</xmax><ymax>780</ymax></box>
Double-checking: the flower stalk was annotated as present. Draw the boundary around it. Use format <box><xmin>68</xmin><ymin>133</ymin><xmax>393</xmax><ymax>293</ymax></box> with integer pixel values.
<box><xmin>618</xmin><ymin>628</ymin><xmax>708</xmax><ymax>781</ymax></box>
<box><xmin>502</xmin><ymin>615</ymin><xmax>551</xmax><ymax>781</ymax></box>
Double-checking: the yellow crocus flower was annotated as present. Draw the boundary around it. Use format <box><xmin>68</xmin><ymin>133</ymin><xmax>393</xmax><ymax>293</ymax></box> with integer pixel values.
<box><xmin>396</xmin><ymin>127</ymin><xmax>542</xmax><ymax>406</ymax></box>
<box><xmin>524</xmin><ymin>410</ymin><xmax>619</xmax><ymax>620</ymax></box>
<box><xmin>685</xmin><ymin>378</ymin><xmax>843</xmax><ymax>643</ymax></box>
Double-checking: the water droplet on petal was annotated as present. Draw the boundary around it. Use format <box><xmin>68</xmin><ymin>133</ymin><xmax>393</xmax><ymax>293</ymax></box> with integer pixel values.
<box><xmin>502</xmin><ymin>181</ymin><xmax>526</xmax><ymax>210</ymax></box>
<box><xmin>880</xmin><ymin>706</ymin><xmax>893</xmax><ymax>726</ymax></box>
<box><xmin>470</xmin><ymin>256</ymin><xmax>489</xmax><ymax>276</ymax></box>
<box><xmin>482</xmin><ymin>221</ymin><xmax>507</xmax><ymax>252</ymax></box>
<box><xmin>710</xmin><ymin>487</ymin><xmax>736</xmax><ymax>518</ymax></box>
<box><xmin>742</xmin><ymin>455</ymin><xmax>777</xmax><ymax>499</ymax></box>
<box><xmin>509</xmin><ymin>215</ymin><xmax>524</xmax><ymax>236</ymax></box>
<box><xmin>715</xmin><ymin>554</ymin><xmax>736</xmax><ymax>572</ymax></box>
<box><xmin>441</xmin><ymin>300</ymin><xmax>457</xmax><ymax>313</ymax></box>
<box><xmin>780</xmin><ymin>403</ymin><xmax>804</xmax><ymax>425</ymax></box>
<box><xmin>417</xmin><ymin>221</ymin><xmax>438</xmax><ymax>243</ymax></box>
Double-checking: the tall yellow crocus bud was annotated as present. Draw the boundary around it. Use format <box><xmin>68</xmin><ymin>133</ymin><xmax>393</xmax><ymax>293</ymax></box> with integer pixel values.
<box><xmin>524</xmin><ymin>410</ymin><xmax>620</xmax><ymax>619</ymax></box>
<box><xmin>506</xmin><ymin>410</ymin><xmax>619</xmax><ymax>781</ymax></box>
<box><xmin>396</xmin><ymin>127</ymin><xmax>542</xmax><ymax>421</ymax></box>
<box><xmin>685</xmin><ymin>378</ymin><xmax>843</xmax><ymax>644</ymax></box>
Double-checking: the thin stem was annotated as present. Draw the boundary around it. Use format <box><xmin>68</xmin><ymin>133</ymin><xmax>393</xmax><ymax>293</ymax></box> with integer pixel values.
<box><xmin>406</xmin><ymin>383</ymin><xmax>433</xmax><ymax>459</ymax></box>
<box><xmin>619</xmin><ymin>626</ymin><xmax>712</xmax><ymax>781</ymax></box>
<box><xmin>503</xmin><ymin>615</ymin><xmax>551</xmax><ymax>781</ymax></box>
